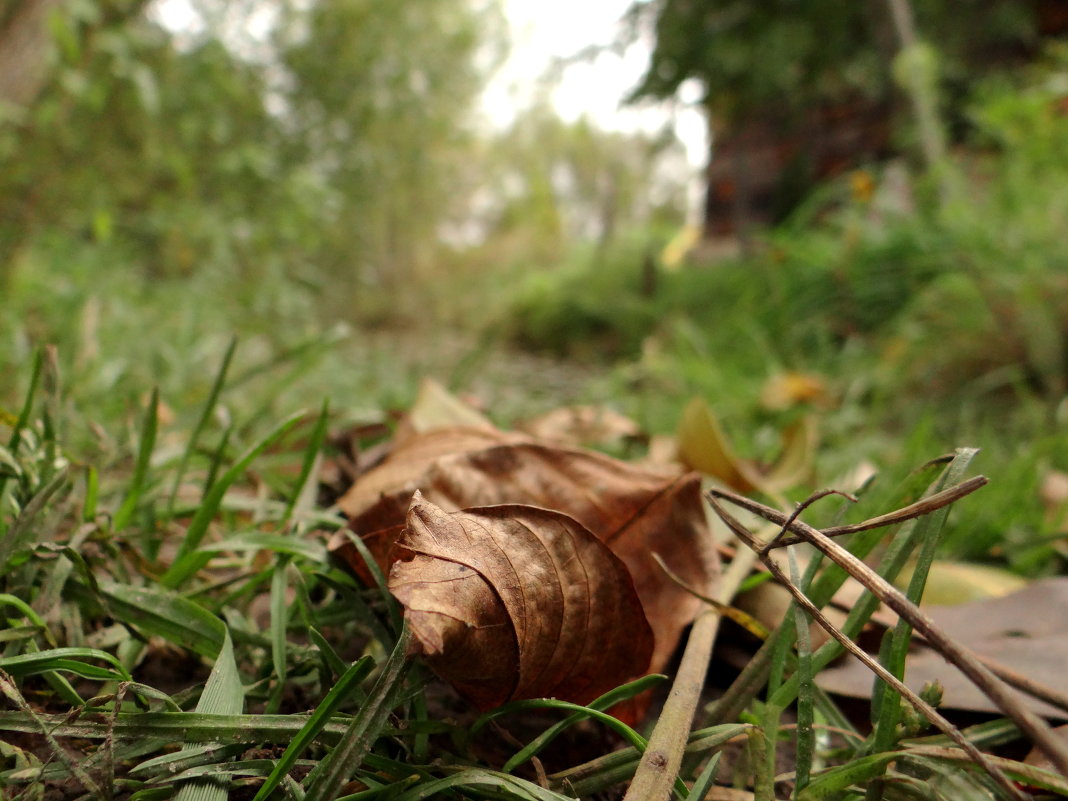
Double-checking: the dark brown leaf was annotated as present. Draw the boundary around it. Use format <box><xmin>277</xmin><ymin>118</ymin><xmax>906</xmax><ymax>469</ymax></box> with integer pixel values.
<box><xmin>331</xmin><ymin>428</ymin><xmax>717</xmax><ymax>673</ymax></box>
<box><xmin>391</xmin><ymin>493</ymin><xmax>655</xmax><ymax>708</ymax></box>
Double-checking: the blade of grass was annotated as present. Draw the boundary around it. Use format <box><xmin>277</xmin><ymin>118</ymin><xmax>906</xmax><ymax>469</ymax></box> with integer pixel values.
<box><xmin>83</xmin><ymin>465</ymin><xmax>100</xmax><ymax>522</ymax></box>
<box><xmin>165</xmin><ymin>337</ymin><xmax>237</xmax><ymax>520</ymax></box>
<box><xmin>481</xmin><ymin>674</ymin><xmax>667</xmax><ymax>772</ymax></box>
<box><xmin>336</xmin><ymin>529</ymin><xmax>402</xmax><ymax>633</ymax></box>
<box><xmin>0</xmin><ymin>467</ymin><xmax>70</xmax><ymax>576</ymax></box>
<box><xmin>113</xmin><ymin>388</ymin><xmax>159</xmax><ymax>532</ymax></box>
<box><xmin>251</xmin><ymin>656</ymin><xmax>374</xmax><ymax>801</ymax></box>
<box><xmin>868</xmin><ymin>448</ymin><xmax>978</xmax><ymax>768</ymax></box>
<box><xmin>688</xmin><ymin>753</ymin><xmax>722</xmax><ymax>801</ymax></box>
<box><xmin>173</xmin><ymin>629</ymin><xmax>244</xmax><ymax>801</ymax></box>
<box><xmin>549</xmin><ymin>724</ymin><xmax>750</xmax><ymax>798</ymax></box>
<box><xmin>709</xmin><ymin>494</ymin><xmax>1027</xmax><ymax>801</ymax></box>
<box><xmin>202</xmin><ymin>423</ymin><xmax>233</xmax><ymax>498</ymax></box>
<box><xmin>86</xmin><ymin>580</ymin><xmax>226</xmax><ymax>658</ymax></box>
<box><xmin>266</xmin><ymin>555</ymin><xmax>291</xmax><ymax>714</ymax></box>
<box><xmin>905</xmin><ymin>746</ymin><xmax>1068</xmax><ymax>796</ymax></box>
<box><xmin>0</xmin><ymin>646</ymin><xmax>132</xmax><ymax>682</ymax></box>
<box><xmin>0</xmin><ymin>349</ymin><xmax>43</xmax><ymax>506</ymax></box>
<box><xmin>283</xmin><ymin>399</ymin><xmax>329</xmax><ymax>525</ymax></box>
<box><xmin>302</xmin><ymin>624</ymin><xmax>413</xmax><ymax>801</ymax></box>
<box><xmin>390</xmin><ymin>769</ymin><xmax>575</xmax><ymax>801</ymax></box>
<box><xmin>198</xmin><ymin>532</ymin><xmax>327</xmax><ymax>563</ymax></box>
<box><xmin>476</xmin><ymin>697</ymin><xmax>652</xmax><ymax>755</ymax></box>
<box><xmin>798</xmin><ymin>751</ymin><xmax>899</xmax><ymax>800</ymax></box>
<box><xmin>789</xmin><ymin>548</ymin><xmax>816</xmax><ymax>795</ymax></box>
<box><xmin>132</xmin><ymin>744</ymin><xmax>249</xmax><ymax>780</ymax></box>
<box><xmin>308</xmin><ymin>627</ymin><xmax>351</xmax><ymax>682</ymax></box>
<box><xmin>714</xmin><ymin>483</ymin><xmax>1068</xmax><ymax>778</ymax></box>
<box><xmin>162</xmin><ymin>410</ymin><xmax>305</xmax><ymax>588</ymax></box>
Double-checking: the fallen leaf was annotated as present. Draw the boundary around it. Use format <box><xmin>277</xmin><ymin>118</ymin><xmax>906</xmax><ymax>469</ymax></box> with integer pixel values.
<box><xmin>896</xmin><ymin>560</ymin><xmax>1028</xmax><ymax>606</ymax></box>
<box><xmin>759</xmin><ymin>371</ymin><xmax>832</xmax><ymax>412</ymax></box>
<box><xmin>817</xmin><ymin>577</ymin><xmax>1068</xmax><ymax>718</ymax></box>
<box><xmin>1024</xmin><ymin>724</ymin><xmax>1068</xmax><ymax>771</ymax></box>
<box><xmin>391</xmin><ymin>493</ymin><xmax>655</xmax><ymax>708</ymax></box>
<box><xmin>393</xmin><ymin>378</ymin><xmax>494</xmax><ymax>446</ymax></box>
<box><xmin>331</xmin><ymin>427</ymin><xmax>717</xmax><ymax>675</ymax></box>
<box><xmin>676</xmin><ymin>398</ymin><xmax>816</xmax><ymax>493</ymax></box>
<box><xmin>334</xmin><ymin>426</ymin><xmax>529</xmax><ymax>556</ymax></box>
<box><xmin>516</xmin><ymin>405</ymin><xmax>643</xmax><ymax>450</ymax></box>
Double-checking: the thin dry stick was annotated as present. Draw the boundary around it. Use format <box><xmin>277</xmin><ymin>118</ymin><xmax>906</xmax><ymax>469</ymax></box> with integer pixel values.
<box><xmin>736</xmin><ymin>480</ymin><xmax>1068</xmax><ymax>718</ymax></box>
<box><xmin>707</xmin><ymin>497</ymin><xmax>1027</xmax><ymax>801</ymax></box>
<box><xmin>709</xmin><ymin>488</ymin><xmax>1068</xmax><ymax>779</ymax></box>
<box><xmin>728</xmin><ymin>476</ymin><xmax>988</xmax><ymax>550</ymax></box>
<box><xmin>622</xmin><ymin>547</ymin><xmax>757</xmax><ymax>801</ymax></box>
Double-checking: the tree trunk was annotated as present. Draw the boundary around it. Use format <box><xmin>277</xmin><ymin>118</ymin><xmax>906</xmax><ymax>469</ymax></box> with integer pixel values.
<box><xmin>0</xmin><ymin>0</ymin><xmax>66</xmax><ymax>109</ymax></box>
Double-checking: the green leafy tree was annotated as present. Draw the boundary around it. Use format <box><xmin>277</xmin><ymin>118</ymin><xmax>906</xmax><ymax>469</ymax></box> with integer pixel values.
<box><xmin>275</xmin><ymin>0</ymin><xmax>504</xmax><ymax>292</ymax></box>
<box><xmin>477</xmin><ymin>102</ymin><xmax>687</xmax><ymax>264</ymax></box>
<box><xmin>625</xmin><ymin>0</ymin><xmax>1041</xmax><ymax>235</ymax></box>
<box><xmin>0</xmin><ymin>0</ymin><xmax>504</xmax><ymax>309</ymax></box>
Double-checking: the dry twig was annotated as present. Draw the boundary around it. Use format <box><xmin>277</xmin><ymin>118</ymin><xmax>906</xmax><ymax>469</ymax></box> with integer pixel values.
<box><xmin>707</xmin><ymin>496</ymin><xmax>1028</xmax><ymax>800</ymax></box>
<box><xmin>709</xmin><ymin>485</ymin><xmax>1068</xmax><ymax>780</ymax></box>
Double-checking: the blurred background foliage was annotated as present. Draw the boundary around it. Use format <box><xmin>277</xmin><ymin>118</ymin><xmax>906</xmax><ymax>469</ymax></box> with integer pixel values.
<box><xmin>2</xmin><ymin>0</ymin><xmax>1068</xmax><ymax>570</ymax></box>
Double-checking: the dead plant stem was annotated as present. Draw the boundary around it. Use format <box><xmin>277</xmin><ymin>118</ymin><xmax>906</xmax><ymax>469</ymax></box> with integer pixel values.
<box><xmin>622</xmin><ymin>546</ymin><xmax>757</xmax><ymax>801</ymax></box>
<box><xmin>709</xmin><ymin>488</ymin><xmax>1068</xmax><ymax>781</ymax></box>
<box><xmin>707</xmin><ymin>496</ymin><xmax>1027</xmax><ymax>801</ymax></box>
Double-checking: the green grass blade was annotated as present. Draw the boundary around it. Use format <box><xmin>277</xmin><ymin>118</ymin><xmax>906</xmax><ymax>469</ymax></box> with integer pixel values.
<box><xmin>267</xmin><ymin>555</ymin><xmax>291</xmax><ymax>713</ymax></box>
<box><xmin>283</xmin><ymin>399</ymin><xmax>329</xmax><ymax>525</ymax></box>
<box><xmin>866</xmin><ymin>448</ymin><xmax>981</xmax><ymax>793</ymax></box>
<box><xmin>0</xmin><ymin>348</ymin><xmax>43</xmax><ymax>505</ymax></box>
<box><xmin>767</xmin><ymin>470</ymin><xmax>984</xmax><ymax>714</ymax></box>
<box><xmin>475</xmin><ymin>674</ymin><xmax>666</xmax><ymax>772</ymax></box>
<box><xmin>91</xmin><ymin>580</ymin><xmax>227</xmax><ymax>658</ymax></box>
<box><xmin>798</xmin><ymin>753</ymin><xmax>897</xmax><ymax>800</ymax></box>
<box><xmin>687</xmin><ymin>752</ymin><xmax>722</xmax><ymax>801</ymax></box>
<box><xmin>391</xmin><ymin>769</ymin><xmax>576</xmax><ymax>801</ymax></box>
<box><xmin>0</xmin><ymin>467</ymin><xmax>70</xmax><ymax>575</ymax></box>
<box><xmin>132</xmin><ymin>744</ymin><xmax>249</xmax><ymax>779</ymax></box>
<box><xmin>162</xmin><ymin>410</ymin><xmax>306</xmax><ymax>588</ymax></box>
<box><xmin>198</xmin><ymin>533</ymin><xmax>327</xmax><ymax>563</ymax></box>
<box><xmin>302</xmin><ymin>624</ymin><xmax>413</xmax><ymax>801</ymax></box>
<box><xmin>82</xmin><ymin>465</ymin><xmax>99</xmax><ymax>521</ymax></box>
<box><xmin>251</xmin><ymin>656</ymin><xmax>374</xmax><ymax>801</ymax></box>
<box><xmin>174</xmin><ymin>629</ymin><xmax>244</xmax><ymax>801</ymax></box>
<box><xmin>335</xmin><ymin>529</ymin><xmax>402</xmax><ymax>632</ymax></box>
<box><xmin>308</xmin><ymin>627</ymin><xmax>350</xmax><ymax>681</ymax></box>
<box><xmin>166</xmin><ymin>336</ymin><xmax>237</xmax><ymax>519</ymax></box>
<box><xmin>0</xmin><ymin>647</ymin><xmax>132</xmax><ymax>682</ymax></box>
<box><xmin>790</xmin><ymin>548</ymin><xmax>816</xmax><ymax>795</ymax></box>
<box><xmin>202</xmin><ymin>423</ymin><xmax>233</xmax><ymax>498</ymax></box>
<box><xmin>484</xmin><ymin>698</ymin><xmax>650</xmax><ymax>761</ymax></box>
<box><xmin>114</xmin><ymin>387</ymin><xmax>159</xmax><ymax>532</ymax></box>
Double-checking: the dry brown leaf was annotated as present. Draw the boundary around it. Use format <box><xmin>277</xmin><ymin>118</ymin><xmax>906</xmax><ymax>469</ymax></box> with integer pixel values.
<box><xmin>334</xmin><ymin>426</ymin><xmax>530</xmax><ymax>549</ymax></box>
<box><xmin>392</xmin><ymin>377</ymin><xmax>494</xmax><ymax>446</ymax></box>
<box><xmin>391</xmin><ymin>493</ymin><xmax>655</xmax><ymax>708</ymax></box>
<box><xmin>331</xmin><ymin>427</ymin><xmax>717</xmax><ymax>676</ymax></box>
<box><xmin>817</xmin><ymin>577</ymin><xmax>1068</xmax><ymax>718</ymax></box>
<box><xmin>515</xmin><ymin>404</ymin><xmax>643</xmax><ymax>449</ymax></box>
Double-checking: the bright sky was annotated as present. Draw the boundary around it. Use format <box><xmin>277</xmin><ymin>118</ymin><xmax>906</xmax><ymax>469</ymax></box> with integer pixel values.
<box><xmin>152</xmin><ymin>0</ymin><xmax>706</xmax><ymax>168</ymax></box>
<box><xmin>485</xmin><ymin>0</ymin><xmax>707</xmax><ymax>167</ymax></box>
